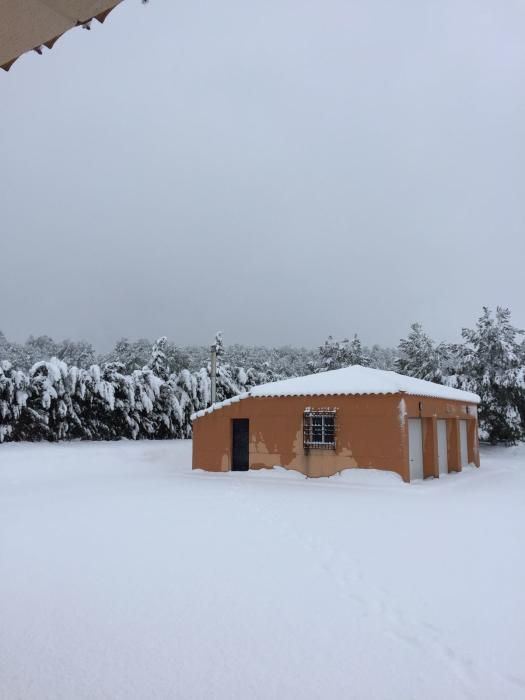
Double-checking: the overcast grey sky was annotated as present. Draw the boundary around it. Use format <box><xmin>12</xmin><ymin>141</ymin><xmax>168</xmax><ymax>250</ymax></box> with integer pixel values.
<box><xmin>1</xmin><ymin>0</ymin><xmax>524</xmax><ymax>350</ymax></box>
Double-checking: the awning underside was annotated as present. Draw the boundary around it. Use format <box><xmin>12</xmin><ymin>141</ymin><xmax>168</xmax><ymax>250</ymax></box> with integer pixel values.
<box><xmin>0</xmin><ymin>0</ymin><xmax>124</xmax><ymax>71</ymax></box>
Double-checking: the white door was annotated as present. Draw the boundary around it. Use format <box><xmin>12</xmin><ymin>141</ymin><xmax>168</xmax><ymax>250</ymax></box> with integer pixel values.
<box><xmin>408</xmin><ymin>418</ymin><xmax>424</xmax><ymax>481</ymax></box>
<box><xmin>437</xmin><ymin>420</ymin><xmax>448</xmax><ymax>476</ymax></box>
<box><xmin>459</xmin><ymin>420</ymin><xmax>469</xmax><ymax>468</ymax></box>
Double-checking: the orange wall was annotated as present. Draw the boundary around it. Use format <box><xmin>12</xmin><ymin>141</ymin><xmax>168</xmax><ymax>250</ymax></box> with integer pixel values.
<box><xmin>192</xmin><ymin>393</ymin><xmax>479</xmax><ymax>482</ymax></box>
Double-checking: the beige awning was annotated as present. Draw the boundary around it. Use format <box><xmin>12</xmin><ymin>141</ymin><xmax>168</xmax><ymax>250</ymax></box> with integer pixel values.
<box><xmin>0</xmin><ymin>0</ymin><xmax>125</xmax><ymax>71</ymax></box>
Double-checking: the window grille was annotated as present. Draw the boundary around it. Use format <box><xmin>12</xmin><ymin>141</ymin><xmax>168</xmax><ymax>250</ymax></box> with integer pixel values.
<box><xmin>303</xmin><ymin>409</ymin><xmax>336</xmax><ymax>449</ymax></box>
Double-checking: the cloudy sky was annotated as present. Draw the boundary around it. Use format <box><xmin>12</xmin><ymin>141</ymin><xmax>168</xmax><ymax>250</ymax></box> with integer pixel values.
<box><xmin>1</xmin><ymin>0</ymin><xmax>524</xmax><ymax>350</ymax></box>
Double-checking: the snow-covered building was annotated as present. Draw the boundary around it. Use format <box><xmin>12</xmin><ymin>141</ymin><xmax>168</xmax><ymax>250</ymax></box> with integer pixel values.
<box><xmin>191</xmin><ymin>365</ymin><xmax>481</xmax><ymax>482</ymax></box>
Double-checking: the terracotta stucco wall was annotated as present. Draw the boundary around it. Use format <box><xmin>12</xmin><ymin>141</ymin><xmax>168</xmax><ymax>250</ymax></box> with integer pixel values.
<box><xmin>192</xmin><ymin>393</ymin><xmax>479</xmax><ymax>482</ymax></box>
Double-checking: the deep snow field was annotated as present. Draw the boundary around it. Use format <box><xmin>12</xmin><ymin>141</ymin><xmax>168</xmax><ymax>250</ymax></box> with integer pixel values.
<box><xmin>1</xmin><ymin>440</ymin><xmax>524</xmax><ymax>700</ymax></box>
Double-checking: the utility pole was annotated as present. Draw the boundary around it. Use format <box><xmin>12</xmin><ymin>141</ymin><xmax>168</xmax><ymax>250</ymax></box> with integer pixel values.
<box><xmin>210</xmin><ymin>343</ymin><xmax>217</xmax><ymax>406</ymax></box>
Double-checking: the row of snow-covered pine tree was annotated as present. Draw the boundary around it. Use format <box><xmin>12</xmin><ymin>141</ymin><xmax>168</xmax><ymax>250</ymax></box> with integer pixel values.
<box><xmin>1</xmin><ymin>306</ymin><xmax>524</xmax><ymax>445</ymax></box>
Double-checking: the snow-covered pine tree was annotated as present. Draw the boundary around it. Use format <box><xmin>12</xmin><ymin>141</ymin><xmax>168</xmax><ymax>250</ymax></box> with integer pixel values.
<box><xmin>195</xmin><ymin>367</ymin><xmax>211</xmax><ymax>411</ymax></box>
<box><xmin>149</xmin><ymin>336</ymin><xmax>170</xmax><ymax>380</ymax></box>
<box><xmin>0</xmin><ymin>332</ymin><xmax>30</xmax><ymax>370</ymax></box>
<box><xmin>129</xmin><ymin>367</ymin><xmax>163</xmax><ymax>438</ymax></box>
<box><xmin>149</xmin><ymin>371</ymin><xmax>182</xmax><ymax>440</ymax></box>
<box><xmin>368</xmin><ymin>344</ymin><xmax>399</xmax><ymax>370</ymax></box>
<box><xmin>235</xmin><ymin>367</ymin><xmax>249</xmax><ymax>390</ymax></box>
<box><xmin>255</xmin><ymin>361</ymin><xmax>278</xmax><ymax>384</ymax></box>
<box><xmin>104</xmin><ymin>337</ymin><xmax>153</xmax><ymax>373</ymax></box>
<box><xmin>25</xmin><ymin>335</ymin><xmax>59</xmax><ymax>367</ymax></box>
<box><xmin>56</xmin><ymin>339</ymin><xmax>96</xmax><ymax>368</ymax></box>
<box><xmin>164</xmin><ymin>374</ymin><xmax>184</xmax><ymax>438</ymax></box>
<box><xmin>0</xmin><ymin>360</ymin><xmax>28</xmax><ymax>442</ymax></box>
<box><xmin>347</xmin><ymin>334</ymin><xmax>370</xmax><ymax>366</ymax></box>
<box><xmin>76</xmin><ymin>363</ymin><xmax>133</xmax><ymax>440</ymax></box>
<box><xmin>164</xmin><ymin>342</ymin><xmax>190</xmax><ymax>374</ymax></box>
<box><xmin>98</xmin><ymin>362</ymin><xmax>136</xmax><ymax>439</ymax></box>
<box><xmin>24</xmin><ymin>359</ymin><xmax>77</xmax><ymax>440</ymax></box>
<box><xmin>318</xmin><ymin>335</ymin><xmax>344</xmax><ymax>371</ymax></box>
<box><xmin>215</xmin><ymin>363</ymin><xmax>240</xmax><ymax>402</ymax></box>
<box><xmin>0</xmin><ymin>331</ymin><xmax>8</xmax><ymax>357</ymax></box>
<box><xmin>174</xmin><ymin>369</ymin><xmax>198</xmax><ymax>438</ymax></box>
<box><xmin>458</xmin><ymin>307</ymin><xmax>525</xmax><ymax>443</ymax></box>
<box><xmin>317</xmin><ymin>334</ymin><xmax>370</xmax><ymax>371</ymax></box>
<box><xmin>62</xmin><ymin>365</ymin><xmax>90</xmax><ymax>438</ymax></box>
<box><xmin>396</xmin><ymin>323</ymin><xmax>446</xmax><ymax>383</ymax></box>
<box><xmin>214</xmin><ymin>331</ymin><xmax>224</xmax><ymax>359</ymax></box>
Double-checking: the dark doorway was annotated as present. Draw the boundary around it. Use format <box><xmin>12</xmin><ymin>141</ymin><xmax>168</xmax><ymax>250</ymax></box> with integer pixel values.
<box><xmin>232</xmin><ymin>419</ymin><xmax>249</xmax><ymax>471</ymax></box>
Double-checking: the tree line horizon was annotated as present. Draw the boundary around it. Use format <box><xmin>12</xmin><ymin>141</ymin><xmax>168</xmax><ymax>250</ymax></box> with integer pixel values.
<box><xmin>1</xmin><ymin>306</ymin><xmax>524</xmax><ymax>445</ymax></box>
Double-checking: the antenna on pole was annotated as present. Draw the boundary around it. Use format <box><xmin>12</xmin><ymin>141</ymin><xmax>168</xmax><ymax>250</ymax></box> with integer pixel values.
<box><xmin>210</xmin><ymin>343</ymin><xmax>217</xmax><ymax>406</ymax></box>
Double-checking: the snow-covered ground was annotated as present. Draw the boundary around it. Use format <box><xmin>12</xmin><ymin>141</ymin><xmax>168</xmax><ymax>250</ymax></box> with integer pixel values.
<box><xmin>1</xmin><ymin>441</ymin><xmax>524</xmax><ymax>700</ymax></box>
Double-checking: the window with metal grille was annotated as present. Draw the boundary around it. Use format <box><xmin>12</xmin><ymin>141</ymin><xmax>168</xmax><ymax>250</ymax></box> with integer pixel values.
<box><xmin>303</xmin><ymin>409</ymin><xmax>336</xmax><ymax>449</ymax></box>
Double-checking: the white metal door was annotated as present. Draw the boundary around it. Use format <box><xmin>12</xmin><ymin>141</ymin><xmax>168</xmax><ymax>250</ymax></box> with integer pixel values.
<box><xmin>408</xmin><ymin>418</ymin><xmax>424</xmax><ymax>481</ymax></box>
<box><xmin>437</xmin><ymin>420</ymin><xmax>448</xmax><ymax>476</ymax></box>
<box><xmin>459</xmin><ymin>420</ymin><xmax>468</xmax><ymax>468</ymax></box>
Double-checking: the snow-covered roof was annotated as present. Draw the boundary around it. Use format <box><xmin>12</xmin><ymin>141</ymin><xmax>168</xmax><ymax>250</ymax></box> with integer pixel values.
<box><xmin>191</xmin><ymin>365</ymin><xmax>480</xmax><ymax>420</ymax></box>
